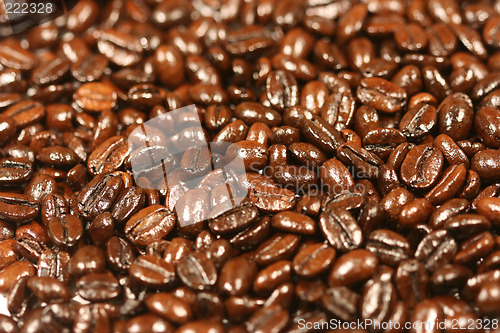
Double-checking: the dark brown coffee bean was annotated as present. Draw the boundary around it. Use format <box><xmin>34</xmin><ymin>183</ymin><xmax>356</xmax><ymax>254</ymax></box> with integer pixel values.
<box><xmin>399</xmin><ymin>103</ymin><xmax>437</xmax><ymax>141</ymax></box>
<box><xmin>409</xmin><ymin>300</ymin><xmax>444</xmax><ymax>333</ymax></box>
<box><xmin>400</xmin><ymin>144</ymin><xmax>444</xmax><ymax>190</ymax></box>
<box><xmin>248</xmin><ymin>184</ymin><xmax>296</xmax><ymax>213</ymax></box>
<box><xmin>363</xmin><ymin>128</ymin><xmax>407</xmax><ymax>160</ymax></box>
<box><xmin>475</xmin><ymin>107</ymin><xmax>500</xmax><ymax>148</ymax></box>
<box><xmin>47</xmin><ymin>214</ymin><xmax>83</xmax><ymax>248</ymax></box>
<box><xmin>0</xmin><ymin>192</ymin><xmax>39</xmax><ymax>224</ymax></box>
<box><xmin>425</xmin><ymin>163</ymin><xmax>467</xmax><ymax>205</ymax></box>
<box><xmin>321</xmin><ymin>286</ymin><xmax>360</xmax><ymax>321</ymax></box>
<box><xmin>265</xmin><ymin>70</ymin><xmax>299</xmax><ymax>111</ymax></box>
<box><xmin>129</xmin><ymin>254</ymin><xmax>175</xmax><ymax>287</ymax></box>
<box><xmin>255</xmin><ymin>233</ymin><xmax>301</xmax><ymax>266</ymax></box>
<box><xmin>77</xmin><ymin>173</ymin><xmax>124</xmax><ymax>219</ymax></box>
<box><xmin>87</xmin><ymin>136</ymin><xmax>129</xmax><ymax>176</ymax></box>
<box><xmin>430</xmin><ymin>264</ymin><xmax>473</xmax><ymax>294</ymax></box>
<box><xmin>0</xmin><ymin>261</ymin><xmax>36</xmax><ymax>293</ymax></box>
<box><xmin>76</xmin><ymin>272</ymin><xmax>120</xmax><ymax>301</ymax></box>
<box><xmin>73</xmin><ymin>82</ymin><xmax>117</xmax><ymax>113</ymax></box>
<box><xmin>328</xmin><ymin>249</ymin><xmax>377</xmax><ymax>287</ymax></box>
<box><xmin>146</xmin><ymin>292</ymin><xmax>193</xmax><ymax>325</ymax></box>
<box><xmin>230</xmin><ymin>216</ymin><xmax>271</xmax><ymax>251</ymax></box>
<box><xmin>125</xmin><ymin>205</ymin><xmax>175</xmax><ymax>247</ymax></box>
<box><xmin>337</xmin><ymin>143</ymin><xmax>383</xmax><ymax>180</ymax></box>
<box><xmin>0</xmin><ymin>158</ymin><xmax>33</xmax><ymax>185</ymax></box>
<box><xmin>106</xmin><ymin>236</ymin><xmax>134</xmax><ymax>272</ymax></box>
<box><xmin>3</xmin><ymin>100</ymin><xmax>45</xmax><ymax>128</ymax></box>
<box><xmin>395</xmin><ymin>259</ymin><xmax>428</xmax><ymax>308</ymax></box>
<box><xmin>177</xmin><ymin>252</ymin><xmax>217</xmax><ymax>291</ymax></box>
<box><xmin>217</xmin><ymin>256</ymin><xmax>256</xmax><ymax>296</ymax></box>
<box><xmin>366</xmin><ymin>229</ymin><xmax>411</xmax><ymax>266</ymax></box>
<box><xmin>246</xmin><ymin>304</ymin><xmax>288</xmax><ymax>333</ymax></box>
<box><xmin>319</xmin><ymin>207</ymin><xmax>363</xmax><ymax>252</ymax></box>
<box><xmin>437</xmin><ymin>93</ymin><xmax>474</xmax><ymax>142</ymax></box>
<box><xmin>209</xmin><ymin>202</ymin><xmax>259</xmax><ymax>236</ymax></box>
<box><xmin>360</xmin><ymin>266</ymin><xmax>397</xmax><ymax>324</ymax></box>
<box><xmin>428</xmin><ymin>23</ymin><xmax>457</xmax><ymax>56</ymax></box>
<box><xmin>471</xmin><ymin>149</ymin><xmax>500</xmax><ymax>183</ymax></box>
<box><xmin>271</xmin><ymin>211</ymin><xmax>316</xmax><ymax>235</ymax></box>
<box><xmin>69</xmin><ymin>245</ymin><xmax>106</xmax><ymax>276</ymax></box>
<box><xmin>415</xmin><ymin>229</ymin><xmax>458</xmax><ymax>272</ymax></box>
<box><xmin>0</xmin><ymin>41</ymin><xmax>37</xmax><ymax>70</ymax></box>
<box><xmin>357</xmin><ymin>77</ymin><xmax>407</xmax><ymax>113</ymax></box>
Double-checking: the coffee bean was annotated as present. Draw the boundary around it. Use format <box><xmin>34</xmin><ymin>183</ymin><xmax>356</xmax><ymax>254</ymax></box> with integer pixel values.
<box><xmin>271</xmin><ymin>211</ymin><xmax>316</xmax><ymax>235</ymax></box>
<box><xmin>357</xmin><ymin>77</ymin><xmax>407</xmax><ymax>113</ymax></box>
<box><xmin>366</xmin><ymin>229</ymin><xmax>411</xmax><ymax>266</ymax></box>
<box><xmin>129</xmin><ymin>254</ymin><xmax>175</xmax><ymax>287</ymax></box>
<box><xmin>400</xmin><ymin>144</ymin><xmax>444</xmax><ymax>190</ymax></box>
<box><xmin>415</xmin><ymin>229</ymin><xmax>458</xmax><ymax>272</ymax></box>
<box><xmin>293</xmin><ymin>243</ymin><xmax>335</xmax><ymax>279</ymax></box>
<box><xmin>319</xmin><ymin>208</ymin><xmax>363</xmax><ymax>252</ymax></box>
<box><xmin>255</xmin><ymin>233</ymin><xmax>301</xmax><ymax>266</ymax></box>
<box><xmin>125</xmin><ymin>205</ymin><xmax>175</xmax><ymax>247</ymax></box>
<box><xmin>177</xmin><ymin>252</ymin><xmax>217</xmax><ymax>291</ymax></box>
<box><xmin>145</xmin><ymin>293</ymin><xmax>193</xmax><ymax>325</ymax></box>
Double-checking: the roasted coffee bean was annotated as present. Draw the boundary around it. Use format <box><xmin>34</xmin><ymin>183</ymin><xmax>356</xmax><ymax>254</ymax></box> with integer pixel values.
<box><xmin>111</xmin><ymin>186</ymin><xmax>146</xmax><ymax>224</ymax></box>
<box><xmin>363</xmin><ymin>128</ymin><xmax>407</xmax><ymax>160</ymax></box>
<box><xmin>471</xmin><ymin>149</ymin><xmax>500</xmax><ymax>183</ymax></box>
<box><xmin>69</xmin><ymin>245</ymin><xmax>106</xmax><ymax>276</ymax></box>
<box><xmin>87</xmin><ymin>136</ymin><xmax>129</xmax><ymax>176</ymax></box>
<box><xmin>0</xmin><ymin>158</ymin><xmax>33</xmax><ymax>185</ymax></box>
<box><xmin>254</xmin><ymin>233</ymin><xmax>301</xmax><ymax>266</ymax></box>
<box><xmin>265</xmin><ymin>70</ymin><xmax>299</xmax><ymax>111</ymax></box>
<box><xmin>76</xmin><ymin>273</ymin><xmax>121</xmax><ymax>301</ymax></box>
<box><xmin>3</xmin><ymin>101</ymin><xmax>45</xmax><ymax>128</ymax></box>
<box><xmin>337</xmin><ymin>143</ymin><xmax>383</xmax><ymax>180</ymax></box>
<box><xmin>357</xmin><ymin>77</ymin><xmax>407</xmax><ymax>113</ymax></box>
<box><xmin>475</xmin><ymin>107</ymin><xmax>500</xmax><ymax>148</ymax></box>
<box><xmin>73</xmin><ymin>82</ymin><xmax>117</xmax><ymax>113</ymax></box>
<box><xmin>129</xmin><ymin>254</ymin><xmax>175</xmax><ymax>287</ymax></box>
<box><xmin>360</xmin><ymin>266</ymin><xmax>397</xmax><ymax>324</ymax></box>
<box><xmin>248</xmin><ymin>183</ymin><xmax>296</xmax><ymax>213</ymax></box>
<box><xmin>271</xmin><ymin>211</ymin><xmax>316</xmax><ymax>235</ymax></box>
<box><xmin>209</xmin><ymin>202</ymin><xmax>259</xmax><ymax>236</ymax></box>
<box><xmin>218</xmin><ymin>256</ymin><xmax>256</xmax><ymax>296</ymax></box>
<box><xmin>319</xmin><ymin>208</ymin><xmax>363</xmax><ymax>252</ymax></box>
<box><xmin>328</xmin><ymin>249</ymin><xmax>378</xmax><ymax>287</ymax></box>
<box><xmin>177</xmin><ymin>252</ymin><xmax>217</xmax><ymax>291</ymax></box>
<box><xmin>321</xmin><ymin>286</ymin><xmax>360</xmax><ymax>321</ymax></box>
<box><xmin>125</xmin><ymin>205</ymin><xmax>176</xmax><ymax>247</ymax></box>
<box><xmin>77</xmin><ymin>173</ymin><xmax>124</xmax><ymax>219</ymax></box>
<box><xmin>437</xmin><ymin>93</ymin><xmax>474</xmax><ymax>142</ymax></box>
<box><xmin>146</xmin><ymin>292</ymin><xmax>193</xmax><ymax>325</ymax></box>
<box><xmin>230</xmin><ymin>216</ymin><xmax>271</xmax><ymax>251</ymax></box>
<box><xmin>425</xmin><ymin>163</ymin><xmax>467</xmax><ymax>205</ymax></box>
<box><xmin>0</xmin><ymin>261</ymin><xmax>36</xmax><ymax>292</ymax></box>
<box><xmin>430</xmin><ymin>264</ymin><xmax>473</xmax><ymax>294</ymax></box>
<box><xmin>320</xmin><ymin>158</ymin><xmax>355</xmax><ymax>194</ymax></box>
<box><xmin>0</xmin><ymin>193</ymin><xmax>39</xmax><ymax>224</ymax></box>
<box><xmin>366</xmin><ymin>229</ymin><xmax>411</xmax><ymax>266</ymax></box>
<box><xmin>47</xmin><ymin>214</ymin><xmax>83</xmax><ymax>248</ymax></box>
<box><xmin>400</xmin><ymin>144</ymin><xmax>444</xmax><ymax>190</ymax></box>
<box><xmin>88</xmin><ymin>212</ymin><xmax>115</xmax><ymax>246</ymax></box>
<box><xmin>106</xmin><ymin>236</ymin><xmax>135</xmax><ymax>272</ymax></box>
<box><xmin>37</xmin><ymin>249</ymin><xmax>70</xmax><ymax>284</ymax></box>
<box><xmin>415</xmin><ymin>229</ymin><xmax>458</xmax><ymax>272</ymax></box>
<box><xmin>399</xmin><ymin>103</ymin><xmax>437</xmax><ymax>141</ymax></box>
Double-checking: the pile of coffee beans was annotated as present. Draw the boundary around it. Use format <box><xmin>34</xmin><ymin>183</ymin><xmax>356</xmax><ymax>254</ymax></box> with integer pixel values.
<box><xmin>1</xmin><ymin>0</ymin><xmax>500</xmax><ymax>332</ymax></box>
